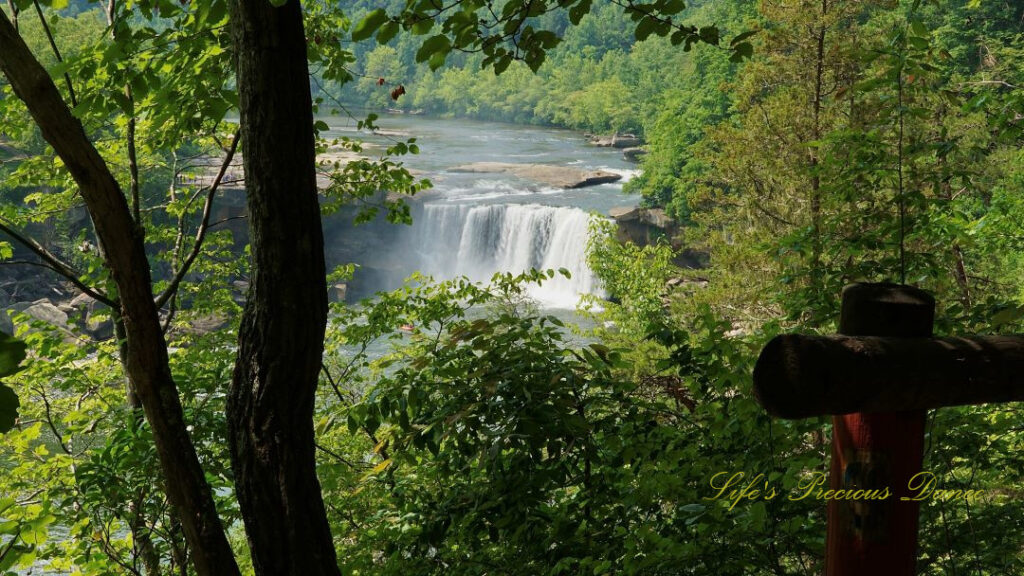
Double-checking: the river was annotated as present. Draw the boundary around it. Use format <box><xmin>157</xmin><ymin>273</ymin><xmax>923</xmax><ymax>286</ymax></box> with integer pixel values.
<box><xmin>320</xmin><ymin>114</ymin><xmax>640</xmax><ymax>308</ymax></box>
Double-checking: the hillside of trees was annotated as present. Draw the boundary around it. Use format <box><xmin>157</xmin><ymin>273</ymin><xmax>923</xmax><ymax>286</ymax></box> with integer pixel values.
<box><xmin>336</xmin><ymin>0</ymin><xmax>742</xmax><ymax>134</ymax></box>
<box><xmin>0</xmin><ymin>0</ymin><xmax>1021</xmax><ymax>575</ymax></box>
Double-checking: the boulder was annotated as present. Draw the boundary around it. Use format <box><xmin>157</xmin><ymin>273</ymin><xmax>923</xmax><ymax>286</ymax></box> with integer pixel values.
<box><xmin>608</xmin><ymin>206</ymin><xmax>641</xmax><ymax>221</ymax></box>
<box><xmin>231</xmin><ymin>280</ymin><xmax>249</xmax><ymax>305</ymax></box>
<box><xmin>184</xmin><ymin>313</ymin><xmax>229</xmax><ymax>336</ymax></box>
<box><xmin>450</xmin><ymin>162</ymin><xmax>621</xmax><ymax>189</ymax></box>
<box><xmin>69</xmin><ymin>292</ymin><xmax>97</xmax><ymax>309</ymax></box>
<box><xmin>589</xmin><ymin>133</ymin><xmax>643</xmax><ymax>148</ymax></box>
<box><xmin>19</xmin><ymin>299</ymin><xmax>69</xmax><ymax>327</ymax></box>
<box><xmin>641</xmin><ymin>208</ymin><xmax>674</xmax><ymax>229</ymax></box>
<box><xmin>1</xmin><ymin>299</ymin><xmax>74</xmax><ymax>340</ymax></box>
<box><xmin>611</xmin><ymin>134</ymin><xmax>642</xmax><ymax>148</ymax></box>
<box><xmin>329</xmin><ymin>282</ymin><xmax>348</xmax><ymax>303</ymax></box>
<box><xmin>0</xmin><ymin>141</ymin><xmax>22</xmax><ymax>158</ymax></box>
<box><xmin>574</xmin><ymin>171</ymin><xmax>623</xmax><ymax>188</ymax></box>
<box><xmin>373</xmin><ymin>128</ymin><xmax>412</xmax><ymax>138</ymax></box>
<box><xmin>84</xmin><ymin>311</ymin><xmax>114</xmax><ymax>340</ymax></box>
<box><xmin>622</xmin><ymin>147</ymin><xmax>647</xmax><ymax>162</ymax></box>
<box><xmin>0</xmin><ymin>309</ymin><xmax>15</xmax><ymax>335</ymax></box>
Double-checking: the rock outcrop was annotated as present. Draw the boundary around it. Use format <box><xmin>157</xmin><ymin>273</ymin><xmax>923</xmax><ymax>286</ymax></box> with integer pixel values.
<box><xmin>68</xmin><ymin>293</ymin><xmax>113</xmax><ymax>340</ymax></box>
<box><xmin>608</xmin><ymin>206</ymin><xmax>641</xmax><ymax>221</ymax></box>
<box><xmin>609</xmin><ymin>205</ymin><xmax>708</xmax><ymax>270</ymax></box>
<box><xmin>589</xmin><ymin>133</ymin><xmax>643</xmax><ymax>149</ymax></box>
<box><xmin>622</xmin><ymin>147</ymin><xmax>647</xmax><ymax>162</ymax></box>
<box><xmin>609</xmin><ymin>206</ymin><xmax>674</xmax><ymax>229</ymax></box>
<box><xmin>450</xmin><ymin>162</ymin><xmax>621</xmax><ymax>189</ymax></box>
<box><xmin>1</xmin><ymin>298</ymin><xmax>75</xmax><ymax>342</ymax></box>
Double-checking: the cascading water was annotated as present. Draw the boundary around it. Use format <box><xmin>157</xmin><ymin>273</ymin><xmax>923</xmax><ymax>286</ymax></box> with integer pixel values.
<box><xmin>412</xmin><ymin>203</ymin><xmax>604</xmax><ymax>308</ymax></box>
<box><xmin>321</xmin><ymin>115</ymin><xmax>641</xmax><ymax>307</ymax></box>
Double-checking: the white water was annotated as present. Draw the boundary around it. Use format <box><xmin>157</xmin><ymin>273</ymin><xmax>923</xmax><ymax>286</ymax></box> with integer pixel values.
<box><xmin>323</xmin><ymin>115</ymin><xmax>640</xmax><ymax>307</ymax></box>
<box><xmin>413</xmin><ymin>203</ymin><xmax>602</xmax><ymax>308</ymax></box>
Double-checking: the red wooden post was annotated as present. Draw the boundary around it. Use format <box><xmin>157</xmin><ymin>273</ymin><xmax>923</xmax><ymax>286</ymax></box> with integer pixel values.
<box><xmin>826</xmin><ymin>283</ymin><xmax>935</xmax><ymax>576</ymax></box>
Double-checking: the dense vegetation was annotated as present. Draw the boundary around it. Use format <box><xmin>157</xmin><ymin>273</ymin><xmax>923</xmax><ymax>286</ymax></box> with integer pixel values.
<box><xmin>0</xmin><ymin>0</ymin><xmax>1021</xmax><ymax>575</ymax></box>
<box><xmin>336</xmin><ymin>0</ymin><xmax>744</xmax><ymax>136</ymax></box>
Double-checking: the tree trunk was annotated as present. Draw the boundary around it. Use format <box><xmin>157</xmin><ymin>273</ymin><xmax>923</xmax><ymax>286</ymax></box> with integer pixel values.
<box><xmin>226</xmin><ymin>1</ymin><xmax>341</xmax><ymax>575</ymax></box>
<box><xmin>809</xmin><ymin>0</ymin><xmax>827</xmax><ymax>288</ymax></box>
<box><xmin>0</xmin><ymin>13</ymin><xmax>240</xmax><ymax>576</ymax></box>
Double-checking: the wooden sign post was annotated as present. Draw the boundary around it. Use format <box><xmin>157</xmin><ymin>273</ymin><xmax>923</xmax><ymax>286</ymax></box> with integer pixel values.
<box><xmin>753</xmin><ymin>283</ymin><xmax>1024</xmax><ymax>576</ymax></box>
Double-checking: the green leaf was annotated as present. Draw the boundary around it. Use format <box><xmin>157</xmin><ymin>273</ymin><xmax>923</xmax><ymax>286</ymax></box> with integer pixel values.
<box><xmin>660</xmin><ymin>0</ymin><xmax>686</xmax><ymax>14</ymax></box>
<box><xmin>730</xmin><ymin>42</ymin><xmax>753</xmax><ymax>62</ymax></box>
<box><xmin>0</xmin><ymin>332</ymin><xmax>26</xmax><ymax>378</ymax></box>
<box><xmin>411</xmin><ymin>19</ymin><xmax>434</xmax><ymax>35</ymax></box>
<box><xmin>428</xmin><ymin>50</ymin><xmax>447</xmax><ymax>71</ymax></box>
<box><xmin>909</xmin><ymin>19</ymin><xmax>928</xmax><ymax>38</ymax></box>
<box><xmin>908</xmin><ymin>36</ymin><xmax>929</xmax><ymax>50</ymax></box>
<box><xmin>0</xmin><ymin>383</ymin><xmax>18</xmax><ymax>433</ymax></box>
<box><xmin>377</xmin><ymin>20</ymin><xmax>400</xmax><ymax>44</ymax></box>
<box><xmin>698</xmin><ymin>26</ymin><xmax>719</xmax><ymax>45</ymax></box>
<box><xmin>416</xmin><ymin>34</ymin><xmax>452</xmax><ymax>65</ymax></box>
<box><xmin>730</xmin><ymin>29</ymin><xmax>759</xmax><ymax>46</ymax></box>
<box><xmin>353</xmin><ymin>9</ymin><xmax>388</xmax><ymax>42</ymax></box>
<box><xmin>568</xmin><ymin>0</ymin><xmax>593</xmax><ymax>25</ymax></box>
<box><xmin>635</xmin><ymin>17</ymin><xmax>657</xmax><ymax>42</ymax></box>
<box><xmin>992</xmin><ymin>306</ymin><xmax>1024</xmax><ymax>327</ymax></box>
<box><xmin>110</xmin><ymin>90</ymin><xmax>133</xmax><ymax>115</ymax></box>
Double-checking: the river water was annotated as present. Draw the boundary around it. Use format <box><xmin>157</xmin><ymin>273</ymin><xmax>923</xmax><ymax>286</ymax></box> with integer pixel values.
<box><xmin>321</xmin><ymin>115</ymin><xmax>640</xmax><ymax>308</ymax></box>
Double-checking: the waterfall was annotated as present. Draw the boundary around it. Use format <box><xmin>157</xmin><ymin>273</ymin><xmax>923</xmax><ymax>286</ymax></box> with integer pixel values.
<box><xmin>413</xmin><ymin>203</ymin><xmax>603</xmax><ymax>307</ymax></box>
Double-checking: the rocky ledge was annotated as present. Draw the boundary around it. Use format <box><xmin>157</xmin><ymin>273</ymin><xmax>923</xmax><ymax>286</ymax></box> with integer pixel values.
<box><xmin>450</xmin><ymin>162</ymin><xmax>621</xmax><ymax>189</ymax></box>
<box><xmin>609</xmin><ymin>206</ymin><xmax>674</xmax><ymax>229</ymax></box>
<box><xmin>587</xmin><ymin>133</ymin><xmax>643</xmax><ymax>149</ymax></box>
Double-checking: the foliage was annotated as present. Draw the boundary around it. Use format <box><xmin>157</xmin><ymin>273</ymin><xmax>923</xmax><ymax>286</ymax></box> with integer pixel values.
<box><xmin>326</xmin><ymin>0</ymin><xmax>752</xmax><ymax>142</ymax></box>
<box><xmin>316</xmin><ymin>272</ymin><xmax>825</xmax><ymax>575</ymax></box>
<box><xmin>349</xmin><ymin>0</ymin><xmax>749</xmax><ymax>75</ymax></box>
<box><xmin>0</xmin><ymin>311</ymin><xmax>240</xmax><ymax>574</ymax></box>
<box><xmin>584</xmin><ymin>218</ymin><xmax>675</xmax><ymax>342</ymax></box>
<box><xmin>0</xmin><ymin>1</ymin><xmax>420</xmax><ymax>573</ymax></box>
<box><xmin>633</xmin><ymin>1</ymin><xmax>1024</xmax><ymax>573</ymax></box>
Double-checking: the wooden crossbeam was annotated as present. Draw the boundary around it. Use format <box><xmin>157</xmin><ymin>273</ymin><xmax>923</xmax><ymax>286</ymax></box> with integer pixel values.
<box><xmin>754</xmin><ymin>334</ymin><xmax>1024</xmax><ymax>419</ymax></box>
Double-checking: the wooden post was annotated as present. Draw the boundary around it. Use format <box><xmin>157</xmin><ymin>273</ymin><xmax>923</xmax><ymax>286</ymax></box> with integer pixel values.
<box><xmin>753</xmin><ymin>286</ymin><xmax>1024</xmax><ymax>573</ymax></box>
<box><xmin>826</xmin><ymin>283</ymin><xmax>934</xmax><ymax>576</ymax></box>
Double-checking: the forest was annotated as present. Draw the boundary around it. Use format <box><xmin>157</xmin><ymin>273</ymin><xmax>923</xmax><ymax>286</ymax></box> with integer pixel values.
<box><xmin>0</xmin><ymin>0</ymin><xmax>1022</xmax><ymax>575</ymax></box>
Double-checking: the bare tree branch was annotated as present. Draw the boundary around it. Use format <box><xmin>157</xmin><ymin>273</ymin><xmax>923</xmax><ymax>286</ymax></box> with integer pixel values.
<box><xmin>154</xmin><ymin>130</ymin><xmax>240</xmax><ymax>310</ymax></box>
<box><xmin>31</xmin><ymin>0</ymin><xmax>77</xmax><ymax>107</ymax></box>
<box><xmin>0</xmin><ymin>219</ymin><xmax>116</xmax><ymax>307</ymax></box>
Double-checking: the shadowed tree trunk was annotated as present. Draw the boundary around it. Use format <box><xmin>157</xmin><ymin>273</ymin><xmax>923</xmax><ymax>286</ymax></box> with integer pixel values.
<box><xmin>0</xmin><ymin>11</ymin><xmax>241</xmax><ymax>576</ymax></box>
<box><xmin>226</xmin><ymin>1</ymin><xmax>341</xmax><ymax>574</ymax></box>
